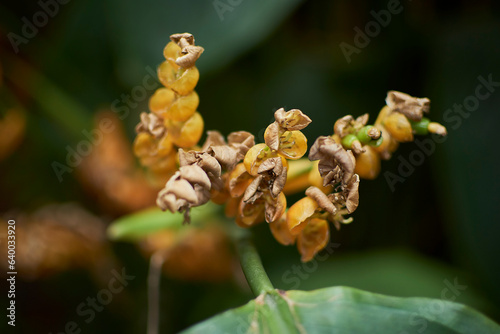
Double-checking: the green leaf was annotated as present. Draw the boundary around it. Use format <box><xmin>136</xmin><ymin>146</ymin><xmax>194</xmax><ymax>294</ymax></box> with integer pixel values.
<box><xmin>181</xmin><ymin>286</ymin><xmax>500</xmax><ymax>334</ymax></box>
<box><xmin>107</xmin><ymin>202</ymin><xmax>219</xmax><ymax>241</ymax></box>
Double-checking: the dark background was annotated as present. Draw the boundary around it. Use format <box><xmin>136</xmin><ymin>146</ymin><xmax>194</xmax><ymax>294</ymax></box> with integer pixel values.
<box><xmin>1</xmin><ymin>0</ymin><xmax>500</xmax><ymax>333</ymax></box>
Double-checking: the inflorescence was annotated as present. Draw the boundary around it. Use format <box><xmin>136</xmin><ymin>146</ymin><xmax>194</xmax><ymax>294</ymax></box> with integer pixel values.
<box><xmin>133</xmin><ymin>33</ymin><xmax>448</xmax><ymax>262</ymax></box>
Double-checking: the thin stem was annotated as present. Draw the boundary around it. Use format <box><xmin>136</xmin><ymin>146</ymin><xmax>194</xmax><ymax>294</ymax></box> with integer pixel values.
<box><xmin>147</xmin><ymin>251</ymin><xmax>167</xmax><ymax>334</ymax></box>
<box><xmin>234</xmin><ymin>231</ymin><xmax>274</xmax><ymax>296</ymax></box>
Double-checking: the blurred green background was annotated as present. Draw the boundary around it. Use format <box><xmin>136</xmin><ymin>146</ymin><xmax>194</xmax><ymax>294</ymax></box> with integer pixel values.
<box><xmin>1</xmin><ymin>0</ymin><xmax>500</xmax><ymax>333</ymax></box>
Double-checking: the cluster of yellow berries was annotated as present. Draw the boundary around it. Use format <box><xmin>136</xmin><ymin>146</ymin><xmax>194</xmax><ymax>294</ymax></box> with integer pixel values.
<box><xmin>133</xmin><ymin>33</ymin><xmax>204</xmax><ymax>183</ymax></box>
<box><xmin>133</xmin><ymin>33</ymin><xmax>448</xmax><ymax>262</ymax></box>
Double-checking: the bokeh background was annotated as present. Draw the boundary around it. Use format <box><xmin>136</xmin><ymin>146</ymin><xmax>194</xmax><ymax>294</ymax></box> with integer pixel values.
<box><xmin>1</xmin><ymin>0</ymin><xmax>500</xmax><ymax>333</ymax></box>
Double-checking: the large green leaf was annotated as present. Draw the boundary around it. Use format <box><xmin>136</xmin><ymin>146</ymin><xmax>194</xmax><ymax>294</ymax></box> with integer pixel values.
<box><xmin>107</xmin><ymin>202</ymin><xmax>219</xmax><ymax>241</ymax></box>
<box><xmin>181</xmin><ymin>286</ymin><xmax>500</xmax><ymax>334</ymax></box>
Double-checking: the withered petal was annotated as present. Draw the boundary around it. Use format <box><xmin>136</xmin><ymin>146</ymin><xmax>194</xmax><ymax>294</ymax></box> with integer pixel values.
<box><xmin>179</xmin><ymin>165</ymin><xmax>211</xmax><ymax>189</ymax></box>
<box><xmin>264</xmin><ymin>122</ymin><xmax>281</xmax><ymax>151</ymax></box>
<box><xmin>243</xmin><ymin>175</ymin><xmax>263</xmax><ymax>203</ymax></box>
<box><xmin>356</xmin><ymin>113</ymin><xmax>369</xmax><ymax>126</ymax></box>
<box><xmin>198</xmin><ymin>153</ymin><xmax>222</xmax><ymax>177</ymax></box>
<box><xmin>386</xmin><ymin>91</ymin><xmax>430</xmax><ymax>122</ymax></box>
<box><xmin>275</xmin><ymin>108</ymin><xmax>312</xmax><ymax>131</ymax></box>
<box><xmin>165</xmin><ymin>179</ymin><xmax>198</xmax><ymax>204</ymax></box>
<box><xmin>201</xmin><ymin>131</ymin><xmax>226</xmax><ymax>152</ymax></box>
<box><xmin>210</xmin><ymin>145</ymin><xmax>238</xmax><ymax>170</ymax></box>
<box><xmin>272</xmin><ymin>166</ymin><xmax>287</xmax><ymax>198</ymax></box>
<box><xmin>305</xmin><ymin>186</ymin><xmax>337</xmax><ymax>215</ymax></box>
<box><xmin>333</xmin><ymin>115</ymin><xmax>354</xmax><ymax>137</ymax></box>
<box><xmin>345</xmin><ymin>174</ymin><xmax>360</xmax><ymax>213</ymax></box>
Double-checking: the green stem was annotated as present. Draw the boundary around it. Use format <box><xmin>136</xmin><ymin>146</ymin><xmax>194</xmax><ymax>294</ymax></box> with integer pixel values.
<box><xmin>234</xmin><ymin>231</ymin><xmax>274</xmax><ymax>296</ymax></box>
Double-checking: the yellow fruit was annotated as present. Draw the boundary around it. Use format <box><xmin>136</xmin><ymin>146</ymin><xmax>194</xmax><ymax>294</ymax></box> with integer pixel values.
<box><xmin>373</xmin><ymin>125</ymin><xmax>399</xmax><ymax>160</ymax></box>
<box><xmin>354</xmin><ymin>146</ymin><xmax>381</xmax><ymax>180</ymax></box>
<box><xmin>384</xmin><ymin>112</ymin><xmax>413</xmax><ymax>142</ymax></box>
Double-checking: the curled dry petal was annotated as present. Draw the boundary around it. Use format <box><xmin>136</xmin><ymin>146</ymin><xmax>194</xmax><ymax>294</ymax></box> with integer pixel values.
<box><xmin>227</xmin><ymin>131</ymin><xmax>255</xmax><ymax>157</ymax></box>
<box><xmin>333</xmin><ymin>115</ymin><xmax>354</xmax><ymax>138</ymax></box>
<box><xmin>274</xmin><ymin>108</ymin><xmax>312</xmax><ymax>131</ymax></box>
<box><xmin>265</xmin><ymin>192</ymin><xmax>287</xmax><ymax>223</ymax></box>
<box><xmin>356</xmin><ymin>114</ymin><xmax>369</xmax><ymax>126</ymax></box>
<box><xmin>175</xmin><ymin>46</ymin><xmax>204</xmax><ymax>68</ymax></box>
<box><xmin>257</xmin><ymin>156</ymin><xmax>283</xmax><ymax>175</ymax></box>
<box><xmin>243</xmin><ymin>175</ymin><xmax>263</xmax><ymax>203</ymax></box>
<box><xmin>166</xmin><ymin>178</ymin><xmax>198</xmax><ymax>204</ymax></box>
<box><xmin>136</xmin><ymin>112</ymin><xmax>165</xmax><ymax>138</ymax></box>
<box><xmin>272</xmin><ymin>166</ymin><xmax>287</xmax><ymax>199</ymax></box>
<box><xmin>170</xmin><ymin>33</ymin><xmax>195</xmax><ymax>47</ymax></box>
<box><xmin>264</xmin><ymin>122</ymin><xmax>281</xmax><ymax>151</ymax></box>
<box><xmin>178</xmin><ymin>149</ymin><xmax>197</xmax><ymax>166</ymax></box>
<box><xmin>201</xmin><ymin>131</ymin><xmax>226</xmax><ymax>151</ymax></box>
<box><xmin>197</xmin><ymin>153</ymin><xmax>222</xmax><ymax>177</ymax></box>
<box><xmin>179</xmin><ymin>165</ymin><xmax>211</xmax><ymax>190</ymax></box>
<box><xmin>344</xmin><ymin>174</ymin><xmax>360</xmax><ymax>213</ymax></box>
<box><xmin>386</xmin><ymin>91</ymin><xmax>430</xmax><ymax>122</ymax></box>
<box><xmin>210</xmin><ymin>145</ymin><xmax>238</xmax><ymax>170</ymax></box>
<box><xmin>305</xmin><ymin>186</ymin><xmax>337</xmax><ymax>215</ymax></box>
<box><xmin>228</xmin><ymin>163</ymin><xmax>253</xmax><ymax>198</ymax></box>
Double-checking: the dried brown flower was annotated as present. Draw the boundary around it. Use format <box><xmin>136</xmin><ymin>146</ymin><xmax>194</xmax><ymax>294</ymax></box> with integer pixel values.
<box><xmin>274</xmin><ymin>108</ymin><xmax>312</xmax><ymax>131</ymax></box>
<box><xmin>169</xmin><ymin>33</ymin><xmax>204</xmax><ymax>68</ymax></box>
<box><xmin>136</xmin><ymin>112</ymin><xmax>166</xmax><ymax>139</ymax></box>
<box><xmin>386</xmin><ymin>90</ymin><xmax>430</xmax><ymax>122</ymax></box>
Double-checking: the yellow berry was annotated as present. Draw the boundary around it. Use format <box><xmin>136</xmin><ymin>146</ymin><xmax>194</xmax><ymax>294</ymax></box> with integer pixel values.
<box><xmin>372</xmin><ymin>125</ymin><xmax>399</xmax><ymax>160</ymax></box>
<box><xmin>384</xmin><ymin>112</ymin><xmax>413</xmax><ymax>142</ymax></box>
<box><xmin>354</xmin><ymin>146</ymin><xmax>381</xmax><ymax>180</ymax></box>
<box><xmin>133</xmin><ymin>132</ymin><xmax>155</xmax><ymax>158</ymax></box>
